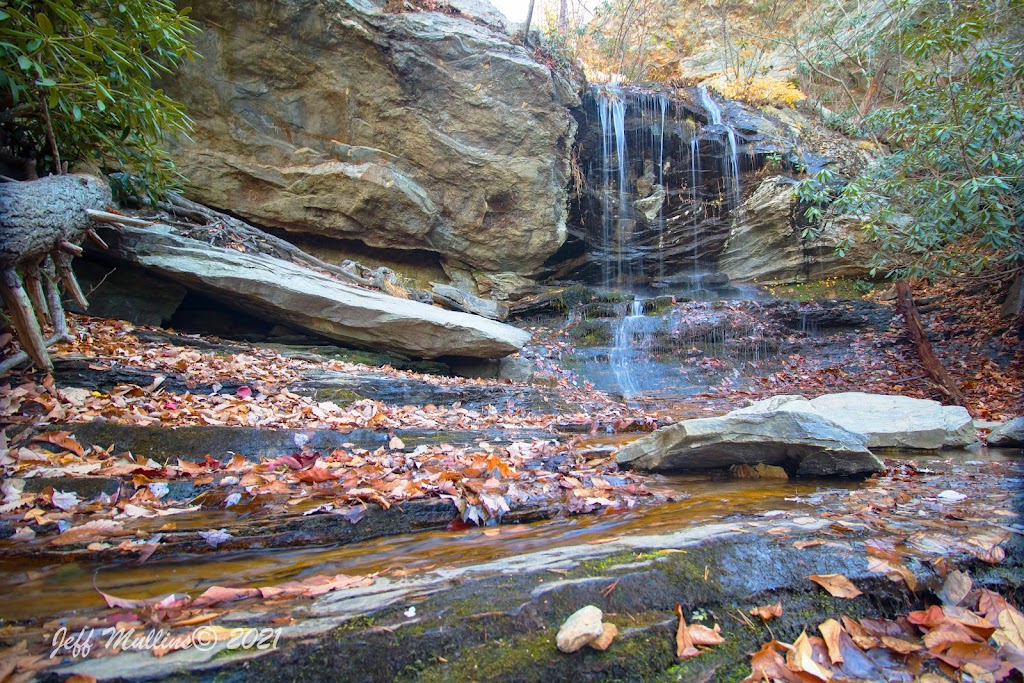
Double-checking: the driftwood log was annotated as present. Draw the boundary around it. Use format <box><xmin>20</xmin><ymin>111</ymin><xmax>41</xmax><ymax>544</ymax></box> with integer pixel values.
<box><xmin>894</xmin><ymin>280</ymin><xmax>970</xmax><ymax>412</ymax></box>
<box><xmin>0</xmin><ymin>174</ymin><xmax>110</xmax><ymax>372</ymax></box>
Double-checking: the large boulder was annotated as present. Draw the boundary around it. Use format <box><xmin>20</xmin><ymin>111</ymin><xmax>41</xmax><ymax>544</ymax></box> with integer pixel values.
<box><xmin>160</xmin><ymin>0</ymin><xmax>578</xmax><ymax>277</ymax></box>
<box><xmin>986</xmin><ymin>417</ymin><xmax>1024</xmax><ymax>447</ymax></box>
<box><xmin>96</xmin><ymin>225</ymin><xmax>531</xmax><ymax>359</ymax></box>
<box><xmin>718</xmin><ymin>176</ymin><xmax>871</xmax><ymax>284</ymax></box>
<box><xmin>616</xmin><ymin>398</ymin><xmax>881</xmax><ymax>477</ymax></box>
<box><xmin>807</xmin><ymin>392</ymin><xmax>976</xmax><ymax>449</ymax></box>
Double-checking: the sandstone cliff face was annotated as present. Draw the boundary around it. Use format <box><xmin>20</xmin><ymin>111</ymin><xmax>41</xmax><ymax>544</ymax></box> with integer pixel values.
<box><xmin>719</xmin><ymin>176</ymin><xmax>871</xmax><ymax>284</ymax></box>
<box><xmin>162</xmin><ymin>0</ymin><xmax>579</xmax><ymax>276</ymax></box>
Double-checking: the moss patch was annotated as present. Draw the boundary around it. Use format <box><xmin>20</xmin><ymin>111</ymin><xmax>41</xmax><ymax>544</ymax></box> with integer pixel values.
<box><xmin>762</xmin><ymin>277</ymin><xmax>879</xmax><ymax>301</ymax></box>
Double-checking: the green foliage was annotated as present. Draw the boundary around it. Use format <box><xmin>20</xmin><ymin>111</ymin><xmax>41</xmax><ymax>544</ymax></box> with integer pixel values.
<box><xmin>795</xmin><ymin>0</ymin><xmax>1024</xmax><ymax>281</ymax></box>
<box><xmin>0</xmin><ymin>0</ymin><xmax>199</xmax><ymax>199</ymax></box>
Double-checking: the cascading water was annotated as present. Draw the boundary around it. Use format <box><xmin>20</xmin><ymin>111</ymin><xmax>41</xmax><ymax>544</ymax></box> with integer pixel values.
<box><xmin>697</xmin><ymin>86</ymin><xmax>742</xmax><ymax>210</ymax></box>
<box><xmin>595</xmin><ymin>87</ymin><xmax>631</xmax><ymax>288</ymax></box>
<box><xmin>579</xmin><ymin>84</ymin><xmax>761</xmax><ymax>401</ymax></box>
<box><xmin>610</xmin><ymin>298</ymin><xmax>647</xmax><ymax>400</ymax></box>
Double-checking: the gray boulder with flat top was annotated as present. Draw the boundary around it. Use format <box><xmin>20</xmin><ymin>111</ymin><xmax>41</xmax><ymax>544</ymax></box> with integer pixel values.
<box><xmin>616</xmin><ymin>397</ymin><xmax>881</xmax><ymax>476</ymax></box>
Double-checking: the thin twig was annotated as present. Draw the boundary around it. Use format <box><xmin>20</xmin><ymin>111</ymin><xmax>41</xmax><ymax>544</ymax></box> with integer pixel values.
<box><xmin>39</xmin><ymin>93</ymin><xmax>61</xmax><ymax>175</ymax></box>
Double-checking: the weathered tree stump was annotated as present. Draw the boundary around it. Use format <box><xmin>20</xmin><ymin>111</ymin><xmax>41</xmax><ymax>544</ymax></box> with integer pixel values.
<box><xmin>0</xmin><ymin>174</ymin><xmax>111</xmax><ymax>372</ymax></box>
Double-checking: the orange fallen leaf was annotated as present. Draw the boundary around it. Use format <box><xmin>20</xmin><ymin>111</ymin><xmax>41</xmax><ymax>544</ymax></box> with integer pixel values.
<box><xmin>818</xmin><ymin>618</ymin><xmax>844</xmax><ymax>664</ymax></box>
<box><xmin>740</xmin><ymin>640</ymin><xmax>803</xmax><ymax>683</ymax></box>
<box><xmin>31</xmin><ymin>431</ymin><xmax>85</xmax><ymax>456</ymax></box>
<box><xmin>807</xmin><ymin>573</ymin><xmax>863</xmax><ymax>599</ymax></box>
<box><xmin>688</xmin><ymin>623</ymin><xmax>725</xmax><ymax>646</ymax></box>
<box><xmin>675</xmin><ymin>604</ymin><xmax>700</xmax><ymax>659</ymax></box>
<box><xmin>750</xmin><ymin>601</ymin><xmax>783</xmax><ymax>620</ymax></box>
<box><xmin>787</xmin><ymin>631</ymin><xmax>834</xmax><ymax>680</ymax></box>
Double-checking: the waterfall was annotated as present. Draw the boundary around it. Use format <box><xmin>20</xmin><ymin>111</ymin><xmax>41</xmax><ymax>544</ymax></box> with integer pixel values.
<box><xmin>579</xmin><ymin>84</ymin><xmax>758</xmax><ymax>401</ymax></box>
<box><xmin>595</xmin><ymin>86</ymin><xmax>631</xmax><ymax>288</ymax></box>
<box><xmin>689</xmin><ymin>132</ymin><xmax>701</xmax><ymax>274</ymax></box>
<box><xmin>697</xmin><ymin>86</ymin><xmax>741</xmax><ymax>210</ymax></box>
<box><xmin>610</xmin><ymin>298</ymin><xmax>648</xmax><ymax>400</ymax></box>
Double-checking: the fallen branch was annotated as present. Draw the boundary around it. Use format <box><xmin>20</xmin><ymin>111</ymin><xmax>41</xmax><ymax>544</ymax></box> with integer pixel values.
<box><xmin>85</xmin><ymin>209</ymin><xmax>154</xmax><ymax>228</ymax></box>
<box><xmin>0</xmin><ymin>332</ymin><xmax>67</xmax><ymax>376</ymax></box>
<box><xmin>894</xmin><ymin>280</ymin><xmax>970</xmax><ymax>412</ymax></box>
<box><xmin>161</xmin><ymin>194</ymin><xmax>433</xmax><ymax>304</ymax></box>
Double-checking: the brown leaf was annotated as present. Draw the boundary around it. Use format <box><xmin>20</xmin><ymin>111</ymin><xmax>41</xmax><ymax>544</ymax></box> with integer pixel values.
<box><xmin>786</xmin><ymin>631</ymin><xmax>834</xmax><ymax>680</ymax></box>
<box><xmin>293</xmin><ymin>467</ymin><xmax>339</xmax><ymax>483</ymax></box>
<box><xmin>31</xmin><ymin>431</ymin><xmax>85</xmax><ymax>456</ymax></box>
<box><xmin>818</xmin><ymin>618</ymin><xmax>843</xmax><ymax>664</ymax></box>
<box><xmin>751</xmin><ymin>601</ymin><xmax>783</xmax><ymax>621</ymax></box>
<box><xmin>741</xmin><ymin>640</ymin><xmax>805</xmax><ymax>683</ymax></box>
<box><xmin>688</xmin><ymin>623</ymin><xmax>725</xmax><ymax>646</ymax></box>
<box><xmin>938</xmin><ymin>569</ymin><xmax>972</xmax><ymax>606</ymax></box>
<box><xmin>879</xmin><ymin>635</ymin><xmax>922</xmax><ymax>654</ymax></box>
<box><xmin>994</xmin><ymin>606</ymin><xmax>1024</xmax><ymax>650</ymax></box>
<box><xmin>807</xmin><ymin>574</ymin><xmax>863</xmax><ymax>599</ymax></box>
<box><xmin>923</xmin><ymin>622</ymin><xmax>983</xmax><ymax>649</ymax></box>
<box><xmin>908</xmin><ymin>605</ymin><xmax>947</xmax><ymax>628</ymax></box>
<box><xmin>51</xmin><ymin>519</ymin><xmax>125</xmax><ymax>546</ymax></box>
<box><xmin>674</xmin><ymin>604</ymin><xmax>700</xmax><ymax>659</ymax></box>
<box><xmin>866</xmin><ymin>556</ymin><xmax>918</xmax><ymax>592</ymax></box>
<box><xmin>192</xmin><ymin>585</ymin><xmax>261</xmax><ymax>607</ymax></box>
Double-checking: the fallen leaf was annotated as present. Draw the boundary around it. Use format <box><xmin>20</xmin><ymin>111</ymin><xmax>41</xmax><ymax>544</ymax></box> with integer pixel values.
<box><xmin>51</xmin><ymin>489</ymin><xmax>80</xmax><ymax>511</ymax></box>
<box><xmin>31</xmin><ymin>431</ymin><xmax>86</xmax><ymax>456</ymax></box>
<box><xmin>51</xmin><ymin>519</ymin><xmax>125</xmax><ymax>545</ymax></box>
<box><xmin>938</xmin><ymin>569</ymin><xmax>972</xmax><ymax>606</ymax></box>
<box><xmin>675</xmin><ymin>604</ymin><xmax>700</xmax><ymax>659</ymax></box>
<box><xmin>995</xmin><ymin>606</ymin><xmax>1024</xmax><ymax>650</ymax></box>
<box><xmin>741</xmin><ymin>640</ymin><xmax>803</xmax><ymax>683</ymax></box>
<box><xmin>688</xmin><ymin>623</ymin><xmax>725</xmax><ymax>646</ymax></box>
<box><xmin>198</xmin><ymin>528</ymin><xmax>233</xmax><ymax>547</ymax></box>
<box><xmin>192</xmin><ymin>585</ymin><xmax>261</xmax><ymax>607</ymax></box>
<box><xmin>786</xmin><ymin>631</ymin><xmax>833</xmax><ymax>680</ymax></box>
<box><xmin>807</xmin><ymin>574</ymin><xmax>863</xmax><ymax>599</ymax></box>
<box><xmin>819</xmin><ymin>618</ymin><xmax>843</xmax><ymax>664</ymax></box>
<box><xmin>750</xmin><ymin>601</ymin><xmax>783</xmax><ymax>621</ymax></box>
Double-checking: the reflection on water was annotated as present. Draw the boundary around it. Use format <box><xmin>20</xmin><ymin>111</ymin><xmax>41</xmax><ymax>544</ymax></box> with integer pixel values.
<box><xmin>0</xmin><ymin>474</ymin><xmax>854</xmax><ymax>622</ymax></box>
<box><xmin>2</xmin><ymin>448</ymin><xmax>1017</xmax><ymax>623</ymax></box>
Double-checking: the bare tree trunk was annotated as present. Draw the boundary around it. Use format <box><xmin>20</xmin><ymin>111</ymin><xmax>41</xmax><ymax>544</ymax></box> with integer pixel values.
<box><xmin>523</xmin><ymin>0</ymin><xmax>536</xmax><ymax>45</ymax></box>
<box><xmin>894</xmin><ymin>280</ymin><xmax>971</xmax><ymax>412</ymax></box>
<box><xmin>0</xmin><ymin>174</ymin><xmax>110</xmax><ymax>373</ymax></box>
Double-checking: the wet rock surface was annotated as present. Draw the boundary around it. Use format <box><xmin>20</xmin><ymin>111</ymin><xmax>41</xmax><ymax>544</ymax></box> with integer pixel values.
<box><xmin>42</xmin><ymin>451</ymin><xmax>1024</xmax><ymax>683</ymax></box>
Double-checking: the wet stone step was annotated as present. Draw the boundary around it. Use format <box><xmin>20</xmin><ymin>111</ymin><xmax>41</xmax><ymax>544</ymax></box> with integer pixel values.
<box><xmin>35</xmin><ymin>422</ymin><xmax>560</xmax><ymax>464</ymax></box>
<box><xmin>50</xmin><ymin>358</ymin><xmax>572</xmax><ymax>413</ymax></box>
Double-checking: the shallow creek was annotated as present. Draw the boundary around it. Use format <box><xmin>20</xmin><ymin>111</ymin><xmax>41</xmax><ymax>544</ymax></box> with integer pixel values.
<box><xmin>1</xmin><ymin>447</ymin><xmax>1017</xmax><ymax>624</ymax></box>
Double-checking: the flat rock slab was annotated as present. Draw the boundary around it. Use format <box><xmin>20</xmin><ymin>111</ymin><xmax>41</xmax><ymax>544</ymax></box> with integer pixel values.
<box><xmin>97</xmin><ymin>225</ymin><xmax>531</xmax><ymax>359</ymax></box>
<box><xmin>616</xmin><ymin>405</ymin><xmax>881</xmax><ymax>476</ymax></box>
<box><xmin>807</xmin><ymin>392</ymin><xmax>976</xmax><ymax>449</ymax></box>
